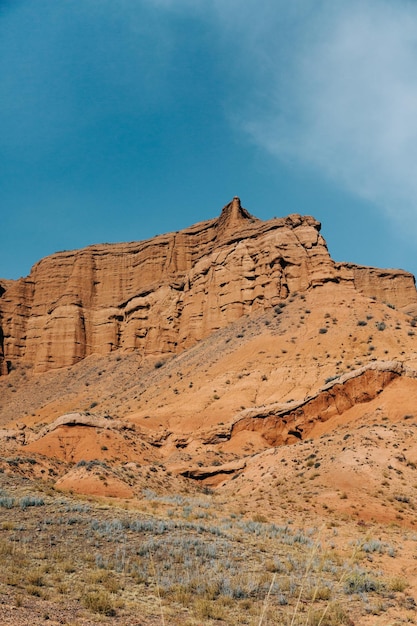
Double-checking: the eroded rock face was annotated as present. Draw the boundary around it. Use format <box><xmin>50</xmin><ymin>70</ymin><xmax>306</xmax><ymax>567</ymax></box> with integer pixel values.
<box><xmin>231</xmin><ymin>361</ymin><xmax>411</xmax><ymax>446</ymax></box>
<box><xmin>1</xmin><ymin>198</ymin><xmax>416</xmax><ymax>374</ymax></box>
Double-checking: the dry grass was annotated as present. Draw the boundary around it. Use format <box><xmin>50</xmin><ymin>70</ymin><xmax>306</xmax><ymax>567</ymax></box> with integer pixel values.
<box><xmin>0</xmin><ymin>473</ymin><xmax>415</xmax><ymax>625</ymax></box>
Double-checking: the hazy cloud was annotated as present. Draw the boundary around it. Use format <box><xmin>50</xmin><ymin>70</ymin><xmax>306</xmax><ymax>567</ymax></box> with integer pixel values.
<box><xmin>4</xmin><ymin>0</ymin><xmax>417</xmax><ymax>235</ymax></box>
<box><xmin>147</xmin><ymin>0</ymin><xmax>417</xmax><ymax>229</ymax></box>
<box><xmin>233</xmin><ymin>1</ymin><xmax>417</xmax><ymax>228</ymax></box>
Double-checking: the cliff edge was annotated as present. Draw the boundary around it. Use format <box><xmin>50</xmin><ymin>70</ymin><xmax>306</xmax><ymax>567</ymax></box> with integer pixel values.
<box><xmin>1</xmin><ymin>198</ymin><xmax>416</xmax><ymax>374</ymax></box>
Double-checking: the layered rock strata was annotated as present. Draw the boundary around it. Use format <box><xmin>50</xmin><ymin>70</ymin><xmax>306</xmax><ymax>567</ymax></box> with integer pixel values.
<box><xmin>231</xmin><ymin>361</ymin><xmax>414</xmax><ymax>446</ymax></box>
<box><xmin>1</xmin><ymin>198</ymin><xmax>416</xmax><ymax>374</ymax></box>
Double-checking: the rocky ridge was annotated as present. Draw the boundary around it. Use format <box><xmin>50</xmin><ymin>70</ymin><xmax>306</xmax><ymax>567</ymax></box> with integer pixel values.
<box><xmin>1</xmin><ymin>197</ymin><xmax>416</xmax><ymax>374</ymax></box>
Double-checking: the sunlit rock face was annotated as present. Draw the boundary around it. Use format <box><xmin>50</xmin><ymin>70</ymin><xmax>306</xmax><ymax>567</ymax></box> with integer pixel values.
<box><xmin>1</xmin><ymin>198</ymin><xmax>416</xmax><ymax>374</ymax></box>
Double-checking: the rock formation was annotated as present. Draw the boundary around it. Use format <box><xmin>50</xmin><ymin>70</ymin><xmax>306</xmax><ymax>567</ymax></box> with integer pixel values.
<box><xmin>231</xmin><ymin>360</ymin><xmax>413</xmax><ymax>446</ymax></box>
<box><xmin>1</xmin><ymin>198</ymin><xmax>416</xmax><ymax>374</ymax></box>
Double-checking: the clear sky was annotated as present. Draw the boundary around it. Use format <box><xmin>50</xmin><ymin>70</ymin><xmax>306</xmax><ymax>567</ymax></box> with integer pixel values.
<box><xmin>1</xmin><ymin>0</ymin><xmax>417</xmax><ymax>280</ymax></box>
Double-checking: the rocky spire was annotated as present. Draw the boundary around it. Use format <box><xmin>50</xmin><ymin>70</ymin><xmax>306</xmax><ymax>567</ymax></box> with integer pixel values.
<box><xmin>215</xmin><ymin>197</ymin><xmax>257</xmax><ymax>237</ymax></box>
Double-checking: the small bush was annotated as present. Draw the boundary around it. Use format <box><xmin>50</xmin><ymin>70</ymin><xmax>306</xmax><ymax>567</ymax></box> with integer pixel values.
<box><xmin>394</xmin><ymin>494</ymin><xmax>410</xmax><ymax>503</ymax></box>
<box><xmin>19</xmin><ymin>496</ymin><xmax>44</xmax><ymax>510</ymax></box>
<box><xmin>389</xmin><ymin>576</ymin><xmax>408</xmax><ymax>592</ymax></box>
<box><xmin>0</xmin><ymin>496</ymin><xmax>15</xmax><ymax>509</ymax></box>
<box><xmin>82</xmin><ymin>590</ymin><xmax>116</xmax><ymax>616</ymax></box>
<box><xmin>362</xmin><ymin>539</ymin><xmax>384</xmax><ymax>554</ymax></box>
<box><xmin>26</xmin><ymin>569</ymin><xmax>44</xmax><ymax>587</ymax></box>
<box><xmin>345</xmin><ymin>571</ymin><xmax>381</xmax><ymax>594</ymax></box>
<box><xmin>325</xmin><ymin>376</ymin><xmax>338</xmax><ymax>384</ymax></box>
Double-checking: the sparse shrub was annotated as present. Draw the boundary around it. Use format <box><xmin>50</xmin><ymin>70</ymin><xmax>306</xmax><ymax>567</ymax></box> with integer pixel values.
<box><xmin>154</xmin><ymin>360</ymin><xmax>165</xmax><ymax>369</ymax></box>
<box><xmin>394</xmin><ymin>494</ymin><xmax>410</xmax><ymax>503</ymax></box>
<box><xmin>25</xmin><ymin>585</ymin><xmax>43</xmax><ymax>597</ymax></box>
<box><xmin>362</xmin><ymin>540</ymin><xmax>384</xmax><ymax>554</ymax></box>
<box><xmin>62</xmin><ymin>560</ymin><xmax>76</xmax><ymax>573</ymax></box>
<box><xmin>344</xmin><ymin>570</ymin><xmax>381</xmax><ymax>594</ymax></box>
<box><xmin>194</xmin><ymin>598</ymin><xmax>225</xmax><ymax>620</ymax></box>
<box><xmin>1</xmin><ymin>521</ymin><xmax>14</xmax><ymax>530</ymax></box>
<box><xmin>26</xmin><ymin>569</ymin><xmax>44</xmax><ymax>587</ymax></box>
<box><xmin>76</xmin><ymin>459</ymin><xmax>109</xmax><ymax>471</ymax></box>
<box><xmin>389</xmin><ymin>576</ymin><xmax>408</xmax><ymax>592</ymax></box>
<box><xmin>265</xmin><ymin>557</ymin><xmax>285</xmax><ymax>573</ymax></box>
<box><xmin>19</xmin><ymin>496</ymin><xmax>44</xmax><ymax>510</ymax></box>
<box><xmin>0</xmin><ymin>496</ymin><xmax>15</xmax><ymax>509</ymax></box>
<box><xmin>376</xmin><ymin>321</ymin><xmax>386</xmax><ymax>331</ymax></box>
<box><xmin>325</xmin><ymin>376</ymin><xmax>338</xmax><ymax>384</ymax></box>
<box><xmin>82</xmin><ymin>590</ymin><xmax>116</xmax><ymax>616</ymax></box>
<box><xmin>14</xmin><ymin>594</ymin><xmax>24</xmax><ymax>607</ymax></box>
<box><xmin>319</xmin><ymin>328</ymin><xmax>328</xmax><ymax>334</ymax></box>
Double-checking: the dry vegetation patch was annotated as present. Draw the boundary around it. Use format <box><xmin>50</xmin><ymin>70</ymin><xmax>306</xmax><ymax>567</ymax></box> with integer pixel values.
<box><xmin>0</xmin><ymin>473</ymin><xmax>416</xmax><ymax>625</ymax></box>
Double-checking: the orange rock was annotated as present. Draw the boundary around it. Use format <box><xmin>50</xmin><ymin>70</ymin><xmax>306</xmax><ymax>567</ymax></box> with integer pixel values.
<box><xmin>1</xmin><ymin>198</ymin><xmax>416</xmax><ymax>374</ymax></box>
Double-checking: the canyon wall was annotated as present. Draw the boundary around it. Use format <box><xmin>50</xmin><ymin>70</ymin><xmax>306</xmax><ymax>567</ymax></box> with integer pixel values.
<box><xmin>1</xmin><ymin>198</ymin><xmax>416</xmax><ymax>374</ymax></box>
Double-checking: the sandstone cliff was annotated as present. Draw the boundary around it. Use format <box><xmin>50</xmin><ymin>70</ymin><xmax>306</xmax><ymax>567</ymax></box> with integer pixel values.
<box><xmin>1</xmin><ymin>198</ymin><xmax>416</xmax><ymax>374</ymax></box>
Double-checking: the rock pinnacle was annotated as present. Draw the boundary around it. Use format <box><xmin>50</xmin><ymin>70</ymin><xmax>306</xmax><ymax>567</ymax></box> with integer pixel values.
<box><xmin>216</xmin><ymin>197</ymin><xmax>256</xmax><ymax>237</ymax></box>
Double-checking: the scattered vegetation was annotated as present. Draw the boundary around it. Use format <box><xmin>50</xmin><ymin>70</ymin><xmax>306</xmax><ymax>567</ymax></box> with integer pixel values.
<box><xmin>0</xmin><ymin>473</ymin><xmax>413</xmax><ymax>625</ymax></box>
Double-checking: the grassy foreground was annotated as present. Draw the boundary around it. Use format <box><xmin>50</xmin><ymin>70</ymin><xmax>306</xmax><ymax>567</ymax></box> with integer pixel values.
<box><xmin>0</xmin><ymin>472</ymin><xmax>415</xmax><ymax>625</ymax></box>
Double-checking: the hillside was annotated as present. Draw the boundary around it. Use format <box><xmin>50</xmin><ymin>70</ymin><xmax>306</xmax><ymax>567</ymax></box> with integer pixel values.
<box><xmin>1</xmin><ymin>199</ymin><xmax>417</xmax><ymax>625</ymax></box>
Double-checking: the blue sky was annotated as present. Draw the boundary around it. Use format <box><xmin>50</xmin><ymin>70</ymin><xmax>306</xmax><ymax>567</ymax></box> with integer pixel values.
<box><xmin>1</xmin><ymin>0</ymin><xmax>417</xmax><ymax>280</ymax></box>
